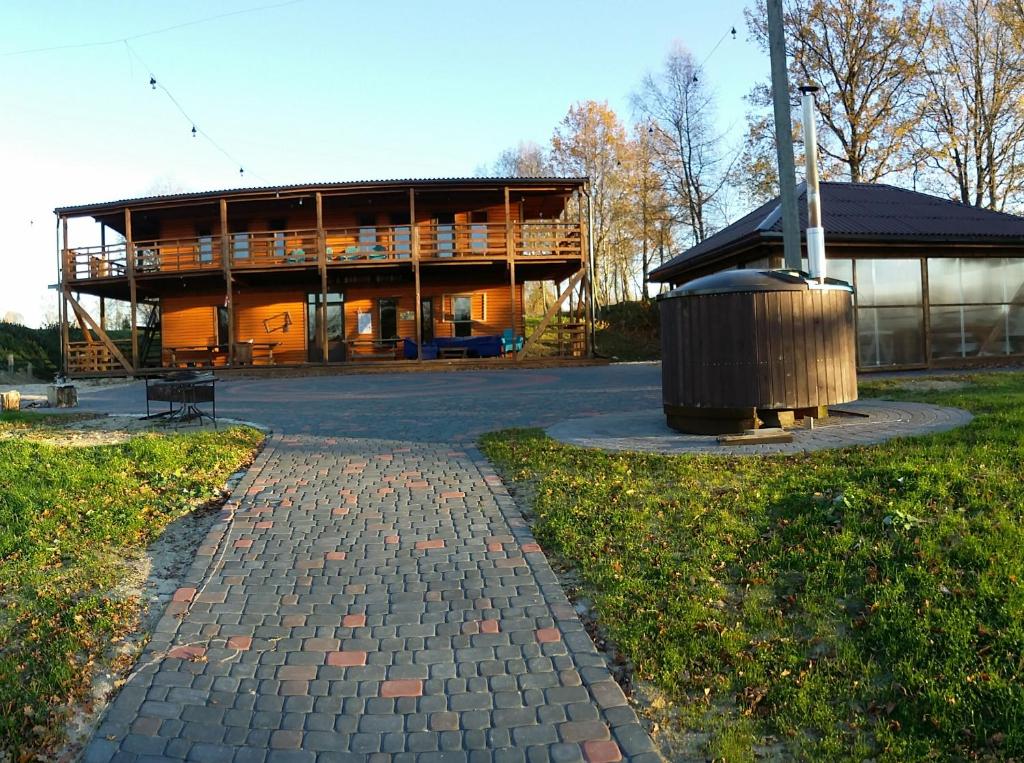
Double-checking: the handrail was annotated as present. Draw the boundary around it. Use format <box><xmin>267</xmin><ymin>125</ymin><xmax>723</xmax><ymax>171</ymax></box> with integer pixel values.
<box><xmin>63</xmin><ymin>221</ymin><xmax>584</xmax><ymax>281</ymax></box>
<box><xmin>230</xmin><ymin>228</ymin><xmax>319</xmax><ymax>268</ymax></box>
<box><xmin>134</xmin><ymin>236</ymin><xmax>223</xmax><ymax>273</ymax></box>
<box><xmin>419</xmin><ymin>222</ymin><xmax>508</xmax><ymax>259</ymax></box>
<box><xmin>324</xmin><ymin>225</ymin><xmax>412</xmax><ymax>263</ymax></box>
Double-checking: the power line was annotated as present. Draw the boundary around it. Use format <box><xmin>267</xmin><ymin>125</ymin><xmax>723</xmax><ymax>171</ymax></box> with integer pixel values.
<box><xmin>1</xmin><ymin>0</ymin><xmax>304</xmax><ymax>57</ymax></box>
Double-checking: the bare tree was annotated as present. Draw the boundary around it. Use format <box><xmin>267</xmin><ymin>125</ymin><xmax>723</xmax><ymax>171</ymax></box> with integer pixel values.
<box><xmin>633</xmin><ymin>44</ymin><xmax>733</xmax><ymax>245</ymax></box>
<box><xmin>915</xmin><ymin>0</ymin><xmax>1024</xmax><ymax>210</ymax></box>
<box><xmin>747</xmin><ymin>0</ymin><xmax>931</xmax><ymax>183</ymax></box>
<box><xmin>481</xmin><ymin>141</ymin><xmax>551</xmax><ymax>177</ymax></box>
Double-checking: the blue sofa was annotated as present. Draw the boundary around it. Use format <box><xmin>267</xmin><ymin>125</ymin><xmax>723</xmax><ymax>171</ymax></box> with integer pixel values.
<box><xmin>402</xmin><ymin>336</ymin><xmax>502</xmax><ymax>359</ymax></box>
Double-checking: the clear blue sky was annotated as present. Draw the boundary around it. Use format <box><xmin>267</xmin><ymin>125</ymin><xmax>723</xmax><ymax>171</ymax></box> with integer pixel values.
<box><xmin>1</xmin><ymin>0</ymin><xmax>766</xmax><ymax>326</ymax></box>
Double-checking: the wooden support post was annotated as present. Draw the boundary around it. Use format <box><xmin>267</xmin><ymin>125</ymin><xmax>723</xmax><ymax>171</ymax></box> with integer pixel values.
<box><xmin>518</xmin><ymin>268</ymin><xmax>585</xmax><ymax>361</ymax></box>
<box><xmin>505</xmin><ymin>187</ymin><xmax>518</xmax><ymax>360</ymax></box>
<box><xmin>316</xmin><ymin>192</ymin><xmax>328</xmax><ymax>363</ymax></box>
<box><xmin>125</xmin><ymin>208</ymin><xmax>139</xmax><ymax>371</ymax></box>
<box><xmin>581</xmin><ymin>187</ymin><xmax>596</xmax><ymax>358</ymax></box>
<box><xmin>220</xmin><ymin>199</ymin><xmax>234</xmax><ymax>367</ymax></box>
<box><xmin>411</xmin><ymin>188</ymin><xmax>422</xmax><ymax>362</ymax></box>
<box><xmin>66</xmin><ymin>292</ymin><xmax>134</xmax><ymax>373</ymax></box>
<box><xmin>60</xmin><ymin>216</ymin><xmax>70</xmax><ymax>376</ymax></box>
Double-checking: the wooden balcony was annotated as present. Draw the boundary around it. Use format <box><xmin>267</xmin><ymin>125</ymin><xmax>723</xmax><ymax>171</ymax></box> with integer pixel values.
<box><xmin>63</xmin><ymin>222</ymin><xmax>583</xmax><ymax>282</ymax></box>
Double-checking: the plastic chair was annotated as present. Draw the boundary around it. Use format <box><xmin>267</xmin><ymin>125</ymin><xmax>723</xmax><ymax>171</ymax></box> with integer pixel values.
<box><xmin>501</xmin><ymin>329</ymin><xmax>524</xmax><ymax>355</ymax></box>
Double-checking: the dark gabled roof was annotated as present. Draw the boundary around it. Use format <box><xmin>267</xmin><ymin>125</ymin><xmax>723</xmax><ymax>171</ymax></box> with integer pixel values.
<box><xmin>649</xmin><ymin>182</ymin><xmax>1024</xmax><ymax>282</ymax></box>
<box><xmin>54</xmin><ymin>176</ymin><xmax>588</xmax><ymax>217</ymax></box>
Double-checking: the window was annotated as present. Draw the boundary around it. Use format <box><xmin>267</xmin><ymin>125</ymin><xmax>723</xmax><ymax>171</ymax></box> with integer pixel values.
<box><xmin>216</xmin><ymin>305</ymin><xmax>229</xmax><ymax>347</ymax></box>
<box><xmin>435</xmin><ymin>212</ymin><xmax>454</xmax><ymax>257</ymax></box>
<box><xmin>197</xmin><ymin>228</ymin><xmax>214</xmax><ymax>263</ymax></box>
<box><xmin>359</xmin><ymin>215</ymin><xmax>377</xmax><ymax>252</ymax></box>
<box><xmin>853</xmin><ymin>259</ymin><xmax>925</xmax><ymax>367</ymax></box>
<box><xmin>231</xmin><ymin>232</ymin><xmax>250</xmax><ymax>260</ymax></box>
<box><xmin>269</xmin><ymin>219</ymin><xmax>287</xmax><ymax>259</ymax></box>
<box><xmin>452</xmin><ymin>294</ymin><xmax>472</xmax><ymax>338</ymax></box>
<box><xmin>379</xmin><ymin>297</ymin><xmax>398</xmax><ymax>340</ymax></box>
<box><xmin>421</xmin><ymin>298</ymin><xmax>434</xmax><ymax>343</ymax></box>
<box><xmin>928</xmin><ymin>258</ymin><xmax>1024</xmax><ymax>359</ymax></box>
<box><xmin>306</xmin><ymin>292</ymin><xmax>344</xmax><ymax>361</ymax></box>
<box><xmin>391</xmin><ymin>213</ymin><xmax>410</xmax><ymax>259</ymax></box>
<box><xmin>470</xmin><ymin>210</ymin><xmax>488</xmax><ymax>252</ymax></box>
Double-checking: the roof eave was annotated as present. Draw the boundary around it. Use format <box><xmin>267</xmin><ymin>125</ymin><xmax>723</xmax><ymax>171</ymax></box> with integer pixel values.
<box><xmin>54</xmin><ymin>176</ymin><xmax>589</xmax><ymax>218</ymax></box>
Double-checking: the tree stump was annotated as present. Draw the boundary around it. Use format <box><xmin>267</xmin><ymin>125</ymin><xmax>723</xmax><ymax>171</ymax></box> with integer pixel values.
<box><xmin>47</xmin><ymin>385</ymin><xmax>77</xmax><ymax>408</ymax></box>
<box><xmin>1</xmin><ymin>390</ymin><xmax>20</xmax><ymax>411</ymax></box>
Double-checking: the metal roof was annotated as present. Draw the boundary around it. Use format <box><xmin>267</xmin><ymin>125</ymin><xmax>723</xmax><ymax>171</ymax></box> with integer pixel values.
<box><xmin>54</xmin><ymin>176</ymin><xmax>589</xmax><ymax>216</ymax></box>
<box><xmin>658</xmin><ymin>268</ymin><xmax>853</xmax><ymax>298</ymax></box>
<box><xmin>650</xmin><ymin>182</ymin><xmax>1024</xmax><ymax>282</ymax></box>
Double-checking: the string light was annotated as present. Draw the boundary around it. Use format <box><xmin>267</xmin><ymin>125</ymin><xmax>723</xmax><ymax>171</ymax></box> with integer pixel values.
<box><xmin>127</xmin><ymin>41</ymin><xmax>261</xmax><ymax>181</ymax></box>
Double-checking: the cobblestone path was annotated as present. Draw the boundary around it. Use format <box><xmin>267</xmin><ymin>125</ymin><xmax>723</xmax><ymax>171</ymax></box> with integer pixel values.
<box><xmin>83</xmin><ymin>434</ymin><xmax>660</xmax><ymax>762</ymax></box>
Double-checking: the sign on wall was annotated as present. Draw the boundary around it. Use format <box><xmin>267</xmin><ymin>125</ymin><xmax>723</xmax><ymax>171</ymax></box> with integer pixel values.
<box><xmin>357</xmin><ymin>311</ymin><xmax>373</xmax><ymax>335</ymax></box>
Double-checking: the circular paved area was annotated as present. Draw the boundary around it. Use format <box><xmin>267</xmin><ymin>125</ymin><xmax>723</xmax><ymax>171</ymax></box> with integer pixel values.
<box><xmin>546</xmin><ymin>400</ymin><xmax>973</xmax><ymax>455</ymax></box>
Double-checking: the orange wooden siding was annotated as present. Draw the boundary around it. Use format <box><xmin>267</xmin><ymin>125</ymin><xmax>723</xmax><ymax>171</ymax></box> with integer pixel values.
<box><xmin>233</xmin><ymin>289</ymin><xmax>307</xmax><ymax>364</ymax></box>
<box><xmin>161</xmin><ymin>282</ymin><xmax>522</xmax><ymax>364</ymax></box>
<box><xmin>161</xmin><ymin>294</ymin><xmax>218</xmax><ymax>349</ymax></box>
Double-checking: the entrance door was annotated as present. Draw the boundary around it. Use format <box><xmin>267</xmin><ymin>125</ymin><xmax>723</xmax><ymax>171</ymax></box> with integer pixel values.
<box><xmin>420</xmin><ymin>298</ymin><xmax>434</xmax><ymax>343</ymax></box>
<box><xmin>307</xmin><ymin>292</ymin><xmax>345</xmax><ymax>362</ymax></box>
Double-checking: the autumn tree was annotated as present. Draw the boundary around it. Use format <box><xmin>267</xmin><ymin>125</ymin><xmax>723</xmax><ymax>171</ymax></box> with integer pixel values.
<box><xmin>915</xmin><ymin>0</ymin><xmax>1024</xmax><ymax>210</ymax></box>
<box><xmin>624</xmin><ymin>123</ymin><xmax>673</xmax><ymax>298</ymax></box>
<box><xmin>746</xmin><ymin>0</ymin><xmax>931</xmax><ymax>183</ymax></box>
<box><xmin>550</xmin><ymin>101</ymin><xmax>634</xmax><ymax>306</ymax></box>
<box><xmin>633</xmin><ymin>45</ymin><xmax>733</xmax><ymax>245</ymax></box>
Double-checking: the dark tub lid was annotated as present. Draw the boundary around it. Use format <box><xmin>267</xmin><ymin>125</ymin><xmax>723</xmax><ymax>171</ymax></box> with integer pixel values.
<box><xmin>658</xmin><ymin>269</ymin><xmax>854</xmax><ymax>298</ymax></box>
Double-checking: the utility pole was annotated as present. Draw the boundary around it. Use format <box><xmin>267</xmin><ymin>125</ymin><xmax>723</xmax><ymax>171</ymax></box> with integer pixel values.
<box><xmin>767</xmin><ymin>0</ymin><xmax>802</xmax><ymax>270</ymax></box>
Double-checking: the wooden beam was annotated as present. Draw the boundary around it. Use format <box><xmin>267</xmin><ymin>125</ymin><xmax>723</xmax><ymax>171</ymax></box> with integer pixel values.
<box><xmin>66</xmin><ymin>292</ymin><xmax>134</xmax><ymax>373</ymax></box>
<box><xmin>221</xmin><ymin>198</ymin><xmax>234</xmax><ymax>366</ymax></box>
<box><xmin>125</xmin><ymin>208</ymin><xmax>139</xmax><ymax>370</ymax></box>
<box><xmin>505</xmin><ymin>186</ymin><xmax>518</xmax><ymax>353</ymax></box>
<box><xmin>518</xmin><ymin>268</ymin><xmax>585</xmax><ymax>361</ymax></box>
<box><xmin>60</xmin><ymin>216</ymin><xmax>70</xmax><ymax>376</ymax></box>
<box><xmin>316</xmin><ymin>191</ymin><xmax>328</xmax><ymax>363</ymax></box>
<box><xmin>411</xmin><ymin>188</ymin><xmax>422</xmax><ymax>361</ymax></box>
<box><xmin>578</xmin><ymin>189</ymin><xmax>592</xmax><ymax>357</ymax></box>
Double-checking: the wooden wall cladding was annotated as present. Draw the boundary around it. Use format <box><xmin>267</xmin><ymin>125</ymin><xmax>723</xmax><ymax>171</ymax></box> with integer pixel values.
<box><xmin>161</xmin><ymin>294</ymin><xmax>217</xmax><ymax>349</ymax></box>
<box><xmin>234</xmin><ymin>289</ymin><xmax>307</xmax><ymax>364</ymax></box>
<box><xmin>660</xmin><ymin>288</ymin><xmax>857</xmax><ymax>410</ymax></box>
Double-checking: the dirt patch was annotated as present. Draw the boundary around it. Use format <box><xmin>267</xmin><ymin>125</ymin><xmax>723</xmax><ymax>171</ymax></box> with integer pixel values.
<box><xmin>0</xmin><ymin>414</ymin><xmax>228</xmax><ymax>447</ymax></box>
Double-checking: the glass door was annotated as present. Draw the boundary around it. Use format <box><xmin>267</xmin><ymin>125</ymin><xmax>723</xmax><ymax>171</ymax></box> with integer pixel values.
<box><xmin>421</xmin><ymin>298</ymin><xmax>434</xmax><ymax>343</ymax></box>
<box><xmin>307</xmin><ymin>292</ymin><xmax>345</xmax><ymax>362</ymax></box>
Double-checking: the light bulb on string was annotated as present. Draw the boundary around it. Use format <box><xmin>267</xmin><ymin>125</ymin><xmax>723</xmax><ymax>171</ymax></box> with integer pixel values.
<box><xmin>191</xmin><ymin>125</ymin><xmax>197</xmax><ymax>138</ymax></box>
<box><xmin>149</xmin><ymin>76</ymin><xmax>156</xmax><ymax>90</ymax></box>
<box><xmin>731</xmin><ymin>26</ymin><xmax>737</xmax><ymax>39</ymax></box>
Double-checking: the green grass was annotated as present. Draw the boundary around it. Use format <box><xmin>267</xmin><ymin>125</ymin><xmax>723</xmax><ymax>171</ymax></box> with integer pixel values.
<box><xmin>0</xmin><ymin>412</ymin><xmax>263</xmax><ymax>756</ymax></box>
<box><xmin>480</xmin><ymin>372</ymin><xmax>1024</xmax><ymax>761</ymax></box>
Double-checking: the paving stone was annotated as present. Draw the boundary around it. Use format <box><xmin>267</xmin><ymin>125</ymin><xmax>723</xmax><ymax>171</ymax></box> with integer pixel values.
<box><xmin>77</xmin><ymin>369</ymin><xmax>667</xmax><ymax>760</ymax></box>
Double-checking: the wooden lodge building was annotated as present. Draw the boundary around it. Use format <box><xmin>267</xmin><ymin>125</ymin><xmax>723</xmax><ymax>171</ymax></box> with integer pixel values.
<box><xmin>55</xmin><ymin>178</ymin><xmax>593</xmax><ymax>376</ymax></box>
<box><xmin>649</xmin><ymin>182</ymin><xmax>1024</xmax><ymax>371</ymax></box>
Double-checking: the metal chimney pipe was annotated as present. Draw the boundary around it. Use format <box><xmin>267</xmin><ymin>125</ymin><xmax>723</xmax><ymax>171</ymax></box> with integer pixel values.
<box><xmin>800</xmin><ymin>84</ymin><xmax>826</xmax><ymax>281</ymax></box>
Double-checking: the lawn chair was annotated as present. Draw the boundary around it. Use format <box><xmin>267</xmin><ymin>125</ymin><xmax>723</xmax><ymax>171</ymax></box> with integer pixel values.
<box><xmin>501</xmin><ymin>329</ymin><xmax>524</xmax><ymax>355</ymax></box>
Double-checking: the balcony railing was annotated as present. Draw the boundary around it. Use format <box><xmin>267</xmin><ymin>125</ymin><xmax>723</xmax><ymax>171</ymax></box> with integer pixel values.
<box><xmin>64</xmin><ymin>221</ymin><xmax>583</xmax><ymax>281</ymax></box>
